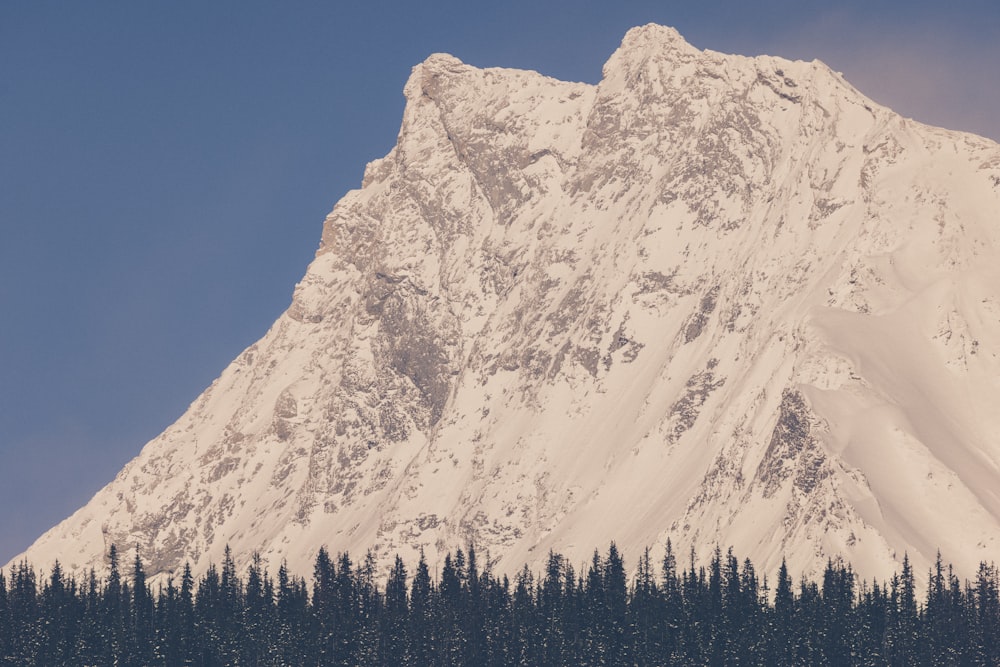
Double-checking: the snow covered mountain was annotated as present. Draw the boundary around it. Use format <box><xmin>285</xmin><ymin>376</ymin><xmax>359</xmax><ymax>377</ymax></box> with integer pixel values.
<box><xmin>15</xmin><ymin>24</ymin><xmax>1000</xmax><ymax>584</ymax></box>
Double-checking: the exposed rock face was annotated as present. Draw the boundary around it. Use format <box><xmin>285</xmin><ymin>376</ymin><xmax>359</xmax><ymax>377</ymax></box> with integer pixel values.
<box><xmin>15</xmin><ymin>24</ymin><xmax>1000</xmax><ymax>583</ymax></box>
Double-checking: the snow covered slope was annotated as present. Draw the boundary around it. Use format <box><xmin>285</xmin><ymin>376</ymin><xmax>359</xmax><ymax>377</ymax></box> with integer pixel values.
<box><xmin>15</xmin><ymin>25</ymin><xmax>1000</xmax><ymax>583</ymax></box>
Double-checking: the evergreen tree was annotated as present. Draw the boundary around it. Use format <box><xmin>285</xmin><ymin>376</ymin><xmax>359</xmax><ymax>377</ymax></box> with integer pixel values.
<box><xmin>38</xmin><ymin>560</ymin><xmax>75</xmax><ymax>665</ymax></box>
<box><xmin>535</xmin><ymin>550</ymin><xmax>566</xmax><ymax>664</ymax></box>
<box><xmin>354</xmin><ymin>551</ymin><xmax>382</xmax><ymax>667</ymax></box>
<box><xmin>408</xmin><ymin>548</ymin><xmax>435</xmax><ymax>666</ymax></box>
<box><xmin>153</xmin><ymin>575</ymin><xmax>178</xmax><ymax>666</ymax></box>
<box><xmin>334</xmin><ymin>551</ymin><xmax>360</xmax><ymax>665</ymax></box>
<box><xmin>178</xmin><ymin>562</ymin><xmax>196</xmax><ymax>665</ymax></box>
<box><xmin>103</xmin><ymin>545</ymin><xmax>125</xmax><ymax>664</ymax></box>
<box><xmin>1</xmin><ymin>540</ymin><xmax>996</xmax><ymax>666</ymax></box>
<box><xmin>604</xmin><ymin>542</ymin><xmax>630</xmax><ymax>665</ymax></box>
<box><xmin>659</xmin><ymin>538</ymin><xmax>682</xmax><ymax>661</ymax></box>
<box><xmin>510</xmin><ymin>563</ymin><xmax>538</xmax><ymax>665</ymax></box>
<box><xmin>128</xmin><ymin>547</ymin><xmax>154</xmax><ymax>666</ymax></box>
<box><xmin>439</xmin><ymin>551</ymin><xmax>467</xmax><ymax>665</ymax></box>
<box><xmin>462</xmin><ymin>543</ymin><xmax>488</xmax><ymax>665</ymax></box>
<box><xmin>581</xmin><ymin>548</ymin><xmax>605</xmax><ymax>664</ymax></box>
<box><xmin>0</xmin><ymin>568</ymin><xmax>9</xmax><ymax>663</ymax></box>
<box><xmin>820</xmin><ymin>557</ymin><xmax>855</xmax><ymax>663</ymax></box>
<box><xmin>276</xmin><ymin>560</ymin><xmax>310</xmax><ymax>665</ymax></box>
<box><xmin>630</xmin><ymin>546</ymin><xmax>661</xmax><ymax>665</ymax></box>
<box><xmin>923</xmin><ymin>551</ymin><xmax>954</xmax><ymax>666</ymax></box>
<box><xmin>857</xmin><ymin>579</ymin><xmax>889</xmax><ymax>667</ymax></box>
<box><xmin>973</xmin><ymin>561</ymin><xmax>999</xmax><ymax>665</ymax></box>
<box><xmin>75</xmin><ymin>568</ymin><xmax>103</xmax><ymax>665</ymax></box>
<box><xmin>795</xmin><ymin>574</ymin><xmax>823</xmax><ymax>666</ymax></box>
<box><xmin>738</xmin><ymin>556</ymin><xmax>764</xmax><ymax>663</ymax></box>
<box><xmin>194</xmin><ymin>562</ymin><xmax>222</xmax><ymax>665</ymax></box>
<box><xmin>705</xmin><ymin>545</ymin><xmax>726</xmax><ymax>666</ymax></box>
<box><xmin>382</xmin><ymin>554</ymin><xmax>408</xmax><ymax>664</ymax></box>
<box><xmin>312</xmin><ymin>546</ymin><xmax>337</xmax><ymax>664</ymax></box>
<box><xmin>482</xmin><ymin>564</ymin><xmax>514</xmax><ymax>666</ymax></box>
<box><xmin>242</xmin><ymin>551</ymin><xmax>274</xmax><ymax>666</ymax></box>
<box><xmin>947</xmin><ymin>565</ymin><xmax>971</xmax><ymax>665</ymax></box>
<box><xmin>894</xmin><ymin>553</ymin><xmax>919</xmax><ymax>665</ymax></box>
<box><xmin>773</xmin><ymin>557</ymin><xmax>795</xmax><ymax>664</ymax></box>
<box><xmin>679</xmin><ymin>547</ymin><xmax>707</xmax><ymax>664</ymax></box>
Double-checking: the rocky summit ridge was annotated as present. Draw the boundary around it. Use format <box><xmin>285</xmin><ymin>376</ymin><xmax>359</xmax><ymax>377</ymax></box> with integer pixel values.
<box><xmin>15</xmin><ymin>24</ymin><xmax>1000</xmax><ymax>583</ymax></box>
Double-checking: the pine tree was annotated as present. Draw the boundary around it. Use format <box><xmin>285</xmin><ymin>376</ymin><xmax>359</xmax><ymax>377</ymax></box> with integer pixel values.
<box><xmin>630</xmin><ymin>546</ymin><xmax>661</xmax><ymax>665</ymax></box>
<box><xmin>604</xmin><ymin>542</ymin><xmax>630</xmax><ymax>665</ymax></box>
<box><xmin>720</xmin><ymin>548</ymin><xmax>742</xmax><ymax>663</ymax></box>
<box><xmin>334</xmin><ymin>551</ymin><xmax>360</xmax><ymax>665</ymax></box>
<box><xmin>153</xmin><ymin>575</ymin><xmax>176</xmax><ymax>666</ymax></box>
<box><xmin>0</xmin><ymin>568</ymin><xmax>9</xmax><ymax>663</ymax></box>
<box><xmin>38</xmin><ymin>559</ymin><xmax>75</xmax><ymax>665</ymax></box>
<box><xmin>355</xmin><ymin>550</ymin><xmax>381</xmax><ymax>667</ymax></box>
<box><xmin>705</xmin><ymin>545</ymin><xmax>726</xmax><ymax>666</ymax></box>
<box><xmin>679</xmin><ymin>547</ymin><xmax>706</xmax><ymax>664</ymax></box>
<box><xmin>539</xmin><ymin>550</ymin><xmax>566</xmax><ymax>665</ymax></box>
<box><xmin>947</xmin><ymin>565</ymin><xmax>971</xmax><ymax>665</ymax></box>
<box><xmin>463</xmin><ymin>543</ymin><xmax>488</xmax><ymax>665</ymax></box>
<box><xmin>242</xmin><ymin>551</ymin><xmax>273</xmax><ymax>666</ymax></box>
<box><xmin>103</xmin><ymin>545</ymin><xmax>125</xmax><ymax>664</ymax></box>
<box><xmin>738</xmin><ymin>556</ymin><xmax>763</xmax><ymax>663</ymax></box>
<box><xmin>773</xmin><ymin>557</ymin><xmax>795</xmax><ymax>664</ymax></box>
<box><xmin>923</xmin><ymin>551</ymin><xmax>952</xmax><ymax>665</ymax></box>
<box><xmin>511</xmin><ymin>563</ymin><xmax>538</xmax><ymax>665</ymax></box>
<box><xmin>408</xmin><ymin>549</ymin><xmax>435</xmax><ymax>667</ymax></box>
<box><xmin>896</xmin><ymin>553</ymin><xmax>919</xmax><ymax>665</ymax></box>
<box><xmin>820</xmin><ymin>557</ymin><xmax>855</xmax><ymax>664</ymax></box>
<box><xmin>382</xmin><ymin>554</ymin><xmax>408</xmax><ymax>664</ymax></box>
<box><xmin>795</xmin><ymin>574</ymin><xmax>823</xmax><ymax>666</ymax></box>
<box><xmin>195</xmin><ymin>562</ymin><xmax>222</xmax><ymax>665</ymax></box>
<box><xmin>276</xmin><ymin>560</ymin><xmax>310</xmax><ymax>665</ymax></box>
<box><xmin>75</xmin><ymin>568</ymin><xmax>103</xmax><ymax>664</ymax></box>
<box><xmin>128</xmin><ymin>547</ymin><xmax>154</xmax><ymax>666</ymax></box>
<box><xmin>973</xmin><ymin>561</ymin><xmax>999</xmax><ymax>665</ymax></box>
<box><xmin>581</xmin><ymin>548</ymin><xmax>606</xmax><ymax>664</ymax></box>
<box><xmin>439</xmin><ymin>551</ymin><xmax>467</xmax><ymax>665</ymax></box>
<box><xmin>660</xmin><ymin>538</ymin><xmax>682</xmax><ymax>661</ymax></box>
<box><xmin>312</xmin><ymin>546</ymin><xmax>337</xmax><ymax>664</ymax></box>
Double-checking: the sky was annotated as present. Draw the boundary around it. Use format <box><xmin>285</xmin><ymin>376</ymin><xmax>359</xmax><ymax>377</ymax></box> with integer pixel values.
<box><xmin>2</xmin><ymin>1</ymin><xmax>999</xmax><ymax>566</ymax></box>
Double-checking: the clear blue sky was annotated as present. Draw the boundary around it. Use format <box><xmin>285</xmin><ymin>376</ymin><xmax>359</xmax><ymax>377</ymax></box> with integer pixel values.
<box><xmin>2</xmin><ymin>1</ymin><xmax>998</xmax><ymax>565</ymax></box>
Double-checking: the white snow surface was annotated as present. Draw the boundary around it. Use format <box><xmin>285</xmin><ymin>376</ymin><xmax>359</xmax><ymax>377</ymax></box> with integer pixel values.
<box><xmin>14</xmin><ymin>24</ymin><xmax>1000</xmax><ymax>585</ymax></box>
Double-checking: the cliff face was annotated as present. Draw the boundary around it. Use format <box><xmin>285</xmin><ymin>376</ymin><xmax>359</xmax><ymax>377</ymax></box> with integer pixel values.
<box><xmin>17</xmin><ymin>24</ymin><xmax>1000</xmax><ymax>582</ymax></box>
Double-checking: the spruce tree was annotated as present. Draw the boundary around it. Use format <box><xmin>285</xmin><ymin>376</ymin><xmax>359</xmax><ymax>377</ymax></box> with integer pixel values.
<box><xmin>128</xmin><ymin>548</ymin><xmax>154</xmax><ymax>666</ymax></box>
<box><xmin>540</xmin><ymin>550</ymin><xmax>566</xmax><ymax>665</ymax></box>
<box><xmin>0</xmin><ymin>569</ymin><xmax>9</xmax><ymax>663</ymax></box>
<box><xmin>604</xmin><ymin>542</ymin><xmax>629</xmax><ymax>665</ymax></box>
<box><xmin>408</xmin><ymin>548</ymin><xmax>435</xmax><ymax>666</ymax></box>
<box><xmin>382</xmin><ymin>554</ymin><xmax>408</xmax><ymax>664</ymax></box>
<box><xmin>973</xmin><ymin>561</ymin><xmax>1000</xmax><ymax>665</ymax></box>
<box><xmin>773</xmin><ymin>557</ymin><xmax>795</xmax><ymax>664</ymax></box>
<box><xmin>660</xmin><ymin>538</ymin><xmax>682</xmax><ymax>660</ymax></box>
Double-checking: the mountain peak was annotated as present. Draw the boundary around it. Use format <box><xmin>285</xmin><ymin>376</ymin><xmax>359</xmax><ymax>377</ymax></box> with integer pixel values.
<box><xmin>620</xmin><ymin>23</ymin><xmax>698</xmax><ymax>54</ymax></box>
<box><xmin>416</xmin><ymin>51</ymin><xmax>466</xmax><ymax>73</ymax></box>
<box><xmin>15</xmin><ymin>26</ymin><xmax>1000</xmax><ymax>587</ymax></box>
<box><xmin>608</xmin><ymin>23</ymin><xmax>702</xmax><ymax>71</ymax></box>
<box><xmin>403</xmin><ymin>52</ymin><xmax>470</xmax><ymax>102</ymax></box>
<box><xmin>596</xmin><ymin>23</ymin><xmax>707</xmax><ymax>103</ymax></box>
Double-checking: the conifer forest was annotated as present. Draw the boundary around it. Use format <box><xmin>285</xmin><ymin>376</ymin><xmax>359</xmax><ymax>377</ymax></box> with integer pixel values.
<box><xmin>1</xmin><ymin>542</ymin><xmax>998</xmax><ymax>666</ymax></box>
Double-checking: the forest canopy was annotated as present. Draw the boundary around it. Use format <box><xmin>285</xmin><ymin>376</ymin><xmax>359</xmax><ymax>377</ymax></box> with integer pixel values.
<box><xmin>1</xmin><ymin>542</ymin><xmax>997</xmax><ymax>666</ymax></box>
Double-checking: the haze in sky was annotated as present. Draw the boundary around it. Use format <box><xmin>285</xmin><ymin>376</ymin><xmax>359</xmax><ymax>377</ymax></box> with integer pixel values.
<box><xmin>2</xmin><ymin>1</ymin><xmax>998</xmax><ymax>565</ymax></box>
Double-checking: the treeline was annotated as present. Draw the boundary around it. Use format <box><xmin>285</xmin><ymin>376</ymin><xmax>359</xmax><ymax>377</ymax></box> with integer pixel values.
<box><xmin>1</xmin><ymin>542</ymin><xmax>999</xmax><ymax>666</ymax></box>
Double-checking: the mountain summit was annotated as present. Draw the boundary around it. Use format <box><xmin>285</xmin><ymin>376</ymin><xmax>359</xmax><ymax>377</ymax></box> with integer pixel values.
<box><xmin>16</xmin><ymin>25</ymin><xmax>1000</xmax><ymax>582</ymax></box>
